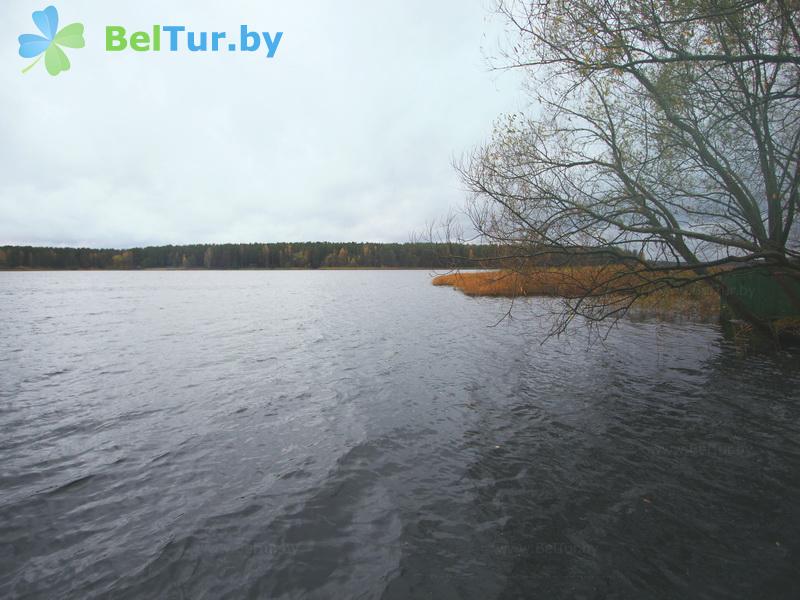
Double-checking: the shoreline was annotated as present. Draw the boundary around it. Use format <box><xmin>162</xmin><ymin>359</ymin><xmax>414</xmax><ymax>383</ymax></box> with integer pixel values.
<box><xmin>0</xmin><ymin>267</ymin><xmax>484</xmax><ymax>273</ymax></box>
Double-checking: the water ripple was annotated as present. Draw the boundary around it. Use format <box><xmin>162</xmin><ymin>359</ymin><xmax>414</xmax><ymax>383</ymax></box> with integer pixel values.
<box><xmin>0</xmin><ymin>271</ymin><xmax>799</xmax><ymax>599</ymax></box>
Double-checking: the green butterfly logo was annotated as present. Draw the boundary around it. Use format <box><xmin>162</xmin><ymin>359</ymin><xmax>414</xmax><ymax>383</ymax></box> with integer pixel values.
<box><xmin>19</xmin><ymin>6</ymin><xmax>85</xmax><ymax>76</ymax></box>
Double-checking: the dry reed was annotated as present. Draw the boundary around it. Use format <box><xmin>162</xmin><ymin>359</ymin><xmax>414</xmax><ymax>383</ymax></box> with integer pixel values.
<box><xmin>432</xmin><ymin>268</ymin><xmax>720</xmax><ymax>321</ymax></box>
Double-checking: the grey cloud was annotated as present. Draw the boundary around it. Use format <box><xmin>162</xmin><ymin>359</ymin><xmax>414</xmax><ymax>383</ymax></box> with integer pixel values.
<box><xmin>0</xmin><ymin>0</ymin><xmax>521</xmax><ymax>247</ymax></box>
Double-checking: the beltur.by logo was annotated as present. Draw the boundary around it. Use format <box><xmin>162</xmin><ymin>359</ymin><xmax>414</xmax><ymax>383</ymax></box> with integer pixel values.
<box><xmin>18</xmin><ymin>6</ymin><xmax>85</xmax><ymax>76</ymax></box>
<box><xmin>106</xmin><ymin>25</ymin><xmax>283</xmax><ymax>58</ymax></box>
<box><xmin>17</xmin><ymin>6</ymin><xmax>284</xmax><ymax>77</ymax></box>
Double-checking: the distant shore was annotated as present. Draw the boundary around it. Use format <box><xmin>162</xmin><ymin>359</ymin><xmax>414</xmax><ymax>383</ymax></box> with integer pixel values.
<box><xmin>0</xmin><ymin>266</ymin><xmax>487</xmax><ymax>272</ymax></box>
<box><xmin>0</xmin><ymin>243</ymin><xmax>500</xmax><ymax>271</ymax></box>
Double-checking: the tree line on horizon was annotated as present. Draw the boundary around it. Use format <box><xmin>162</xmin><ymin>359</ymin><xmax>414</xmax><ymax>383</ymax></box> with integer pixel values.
<box><xmin>0</xmin><ymin>243</ymin><xmax>498</xmax><ymax>270</ymax></box>
<box><xmin>0</xmin><ymin>242</ymin><xmax>637</xmax><ymax>271</ymax></box>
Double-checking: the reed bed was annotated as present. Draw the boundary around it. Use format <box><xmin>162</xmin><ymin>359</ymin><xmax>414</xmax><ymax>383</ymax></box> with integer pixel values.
<box><xmin>432</xmin><ymin>268</ymin><xmax>720</xmax><ymax>321</ymax></box>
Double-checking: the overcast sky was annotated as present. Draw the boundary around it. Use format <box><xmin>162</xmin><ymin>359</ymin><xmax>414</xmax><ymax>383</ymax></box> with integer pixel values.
<box><xmin>1</xmin><ymin>0</ymin><xmax>523</xmax><ymax>248</ymax></box>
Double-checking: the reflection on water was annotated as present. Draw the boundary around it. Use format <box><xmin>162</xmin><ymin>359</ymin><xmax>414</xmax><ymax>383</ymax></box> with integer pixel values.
<box><xmin>1</xmin><ymin>271</ymin><xmax>798</xmax><ymax>599</ymax></box>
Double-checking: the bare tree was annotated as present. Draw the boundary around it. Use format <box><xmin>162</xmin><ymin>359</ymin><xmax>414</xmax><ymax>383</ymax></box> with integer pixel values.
<box><xmin>458</xmin><ymin>0</ymin><xmax>800</xmax><ymax>336</ymax></box>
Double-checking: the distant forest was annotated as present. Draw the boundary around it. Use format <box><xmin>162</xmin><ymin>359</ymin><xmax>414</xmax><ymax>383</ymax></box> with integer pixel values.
<box><xmin>0</xmin><ymin>243</ymin><xmax>505</xmax><ymax>270</ymax></box>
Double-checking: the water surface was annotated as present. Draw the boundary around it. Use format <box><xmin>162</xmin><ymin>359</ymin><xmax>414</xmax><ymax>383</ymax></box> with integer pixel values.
<box><xmin>1</xmin><ymin>271</ymin><xmax>799</xmax><ymax>599</ymax></box>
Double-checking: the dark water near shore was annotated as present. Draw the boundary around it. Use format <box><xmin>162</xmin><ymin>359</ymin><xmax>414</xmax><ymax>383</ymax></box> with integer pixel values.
<box><xmin>1</xmin><ymin>271</ymin><xmax>799</xmax><ymax>599</ymax></box>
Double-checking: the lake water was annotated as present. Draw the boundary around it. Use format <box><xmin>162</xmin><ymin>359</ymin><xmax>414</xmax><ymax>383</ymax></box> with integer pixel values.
<box><xmin>1</xmin><ymin>271</ymin><xmax>799</xmax><ymax>599</ymax></box>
